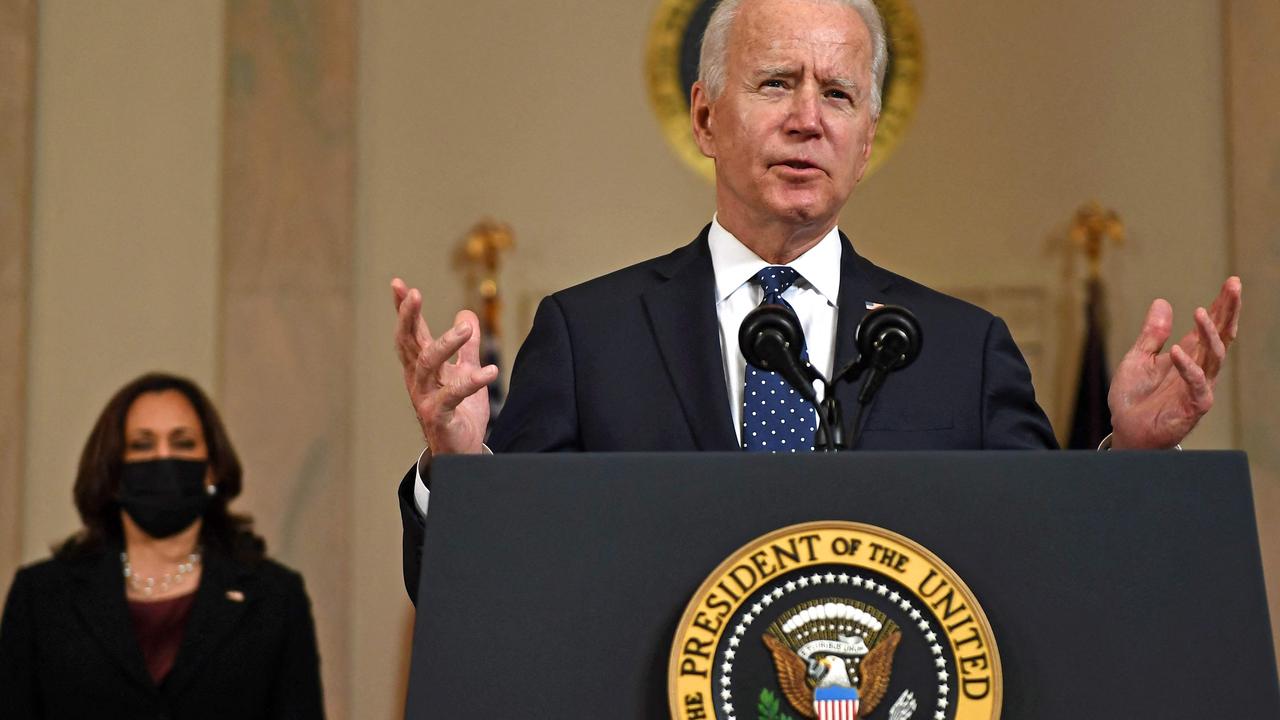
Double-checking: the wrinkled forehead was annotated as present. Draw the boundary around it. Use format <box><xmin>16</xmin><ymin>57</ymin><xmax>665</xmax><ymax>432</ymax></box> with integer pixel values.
<box><xmin>728</xmin><ymin>0</ymin><xmax>872</xmax><ymax>77</ymax></box>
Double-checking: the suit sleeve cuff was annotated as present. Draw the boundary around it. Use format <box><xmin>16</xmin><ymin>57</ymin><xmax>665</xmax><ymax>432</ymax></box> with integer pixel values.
<box><xmin>1096</xmin><ymin>433</ymin><xmax>1182</xmax><ymax>451</ymax></box>
<box><xmin>412</xmin><ymin>444</ymin><xmax>494</xmax><ymax>517</ymax></box>
<box><xmin>413</xmin><ymin>448</ymin><xmax>432</xmax><ymax>517</ymax></box>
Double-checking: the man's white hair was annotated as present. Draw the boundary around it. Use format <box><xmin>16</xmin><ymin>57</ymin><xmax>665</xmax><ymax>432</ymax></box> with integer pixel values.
<box><xmin>697</xmin><ymin>0</ymin><xmax>888</xmax><ymax>117</ymax></box>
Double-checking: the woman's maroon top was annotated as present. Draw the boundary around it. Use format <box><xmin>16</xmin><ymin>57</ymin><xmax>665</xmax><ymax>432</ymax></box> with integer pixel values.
<box><xmin>127</xmin><ymin>591</ymin><xmax>196</xmax><ymax>684</ymax></box>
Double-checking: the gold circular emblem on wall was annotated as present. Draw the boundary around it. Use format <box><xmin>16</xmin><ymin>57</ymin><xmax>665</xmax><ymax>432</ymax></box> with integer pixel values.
<box><xmin>645</xmin><ymin>0</ymin><xmax>924</xmax><ymax>183</ymax></box>
<box><xmin>669</xmin><ymin>521</ymin><xmax>1000</xmax><ymax>720</ymax></box>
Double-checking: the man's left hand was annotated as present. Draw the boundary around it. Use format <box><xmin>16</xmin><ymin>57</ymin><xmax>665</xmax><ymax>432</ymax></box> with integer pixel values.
<box><xmin>1109</xmin><ymin>276</ymin><xmax>1242</xmax><ymax>449</ymax></box>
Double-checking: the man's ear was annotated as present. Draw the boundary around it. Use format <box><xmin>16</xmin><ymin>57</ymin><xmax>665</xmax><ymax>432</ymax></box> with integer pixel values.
<box><xmin>690</xmin><ymin>81</ymin><xmax>716</xmax><ymax>159</ymax></box>
<box><xmin>852</xmin><ymin>116</ymin><xmax>879</xmax><ymax>185</ymax></box>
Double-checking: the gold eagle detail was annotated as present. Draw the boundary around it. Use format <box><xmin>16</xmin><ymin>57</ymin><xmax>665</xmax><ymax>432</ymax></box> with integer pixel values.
<box><xmin>762</xmin><ymin>631</ymin><xmax>902</xmax><ymax>718</ymax></box>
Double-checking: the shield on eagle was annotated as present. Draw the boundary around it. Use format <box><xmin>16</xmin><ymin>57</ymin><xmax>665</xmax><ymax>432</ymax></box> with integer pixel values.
<box><xmin>814</xmin><ymin>685</ymin><xmax>861</xmax><ymax>719</ymax></box>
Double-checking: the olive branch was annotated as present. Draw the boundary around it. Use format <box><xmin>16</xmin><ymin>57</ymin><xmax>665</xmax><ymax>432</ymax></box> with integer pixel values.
<box><xmin>758</xmin><ymin>688</ymin><xmax>797</xmax><ymax>720</ymax></box>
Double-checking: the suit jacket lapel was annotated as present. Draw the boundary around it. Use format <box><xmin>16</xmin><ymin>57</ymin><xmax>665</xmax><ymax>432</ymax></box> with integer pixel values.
<box><xmin>833</xmin><ymin>233</ymin><xmax>895</xmax><ymax>436</ymax></box>
<box><xmin>68</xmin><ymin>547</ymin><xmax>155</xmax><ymax>692</ymax></box>
<box><xmin>163</xmin><ymin>547</ymin><xmax>252</xmax><ymax>696</ymax></box>
<box><xmin>642</xmin><ymin>228</ymin><xmax>740</xmax><ymax>451</ymax></box>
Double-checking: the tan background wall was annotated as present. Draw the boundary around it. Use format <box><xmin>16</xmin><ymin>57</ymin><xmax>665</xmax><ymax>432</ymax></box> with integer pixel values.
<box><xmin>23</xmin><ymin>2</ymin><xmax>223</xmax><ymax>559</ymax></box>
<box><xmin>8</xmin><ymin>1</ymin><xmax>1271</xmax><ymax>717</ymax></box>
<box><xmin>1224</xmin><ymin>0</ymin><xmax>1280</xmax><ymax>675</ymax></box>
<box><xmin>0</xmin><ymin>0</ymin><xmax>35</xmax><ymax>597</ymax></box>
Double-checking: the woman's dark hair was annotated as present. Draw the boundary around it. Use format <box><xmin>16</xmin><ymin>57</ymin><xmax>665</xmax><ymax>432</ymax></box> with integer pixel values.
<box><xmin>57</xmin><ymin>372</ymin><xmax>264</xmax><ymax>563</ymax></box>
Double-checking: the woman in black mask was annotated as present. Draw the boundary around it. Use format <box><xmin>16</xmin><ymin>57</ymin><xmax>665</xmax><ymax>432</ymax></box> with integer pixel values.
<box><xmin>0</xmin><ymin>372</ymin><xmax>324</xmax><ymax>718</ymax></box>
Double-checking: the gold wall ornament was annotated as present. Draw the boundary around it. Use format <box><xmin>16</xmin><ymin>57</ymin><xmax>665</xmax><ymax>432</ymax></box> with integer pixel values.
<box><xmin>645</xmin><ymin>0</ymin><xmax>925</xmax><ymax>184</ymax></box>
<box><xmin>457</xmin><ymin>219</ymin><xmax>515</xmax><ymax>338</ymax></box>
<box><xmin>1068</xmin><ymin>201</ymin><xmax>1126</xmax><ymax>281</ymax></box>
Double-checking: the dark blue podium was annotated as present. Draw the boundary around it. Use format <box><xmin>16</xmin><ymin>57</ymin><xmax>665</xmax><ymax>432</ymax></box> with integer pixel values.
<box><xmin>405</xmin><ymin>451</ymin><xmax>1278</xmax><ymax>719</ymax></box>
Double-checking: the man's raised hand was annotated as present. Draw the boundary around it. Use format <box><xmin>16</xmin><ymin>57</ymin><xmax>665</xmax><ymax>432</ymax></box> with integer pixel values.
<box><xmin>392</xmin><ymin>278</ymin><xmax>498</xmax><ymax>456</ymax></box>
<box><xmin>1109</xmin><ymin>276</ymin><xmax>1241</xmax><ymax>449</ymax></box>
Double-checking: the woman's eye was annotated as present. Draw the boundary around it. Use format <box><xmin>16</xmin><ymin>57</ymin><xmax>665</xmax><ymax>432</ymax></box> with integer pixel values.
<box><xmin>171</xmin><ymin>438</ymin><xmax>199</xmax><ymax>451</ymax></box>
<box><xmin>127</xmin><ymin>441</ymin><xmax>153</xmax><ymax>452</ymax></box>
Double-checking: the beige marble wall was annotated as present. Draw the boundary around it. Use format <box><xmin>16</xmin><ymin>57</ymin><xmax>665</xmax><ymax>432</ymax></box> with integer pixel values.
<box><xmin>220</xmin><ymin>1</ymin><xmax>356</xmax><ymax>716</ymax></box>
<box><xmin>0</xmin><ymin>0</ymin><xmax>35</xmax><ymax>601</ymax></box>
<box><xmin>1224</xmin><ymin>0</ymin><xmax>1280</xmax><ymax>676</ymax></box>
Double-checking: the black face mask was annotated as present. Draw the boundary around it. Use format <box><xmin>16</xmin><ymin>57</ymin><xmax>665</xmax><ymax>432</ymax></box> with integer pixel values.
<box><xmin>118</xmin><ymin>459</ymin><xmax>214</xmax><ymax>539</ymax></box>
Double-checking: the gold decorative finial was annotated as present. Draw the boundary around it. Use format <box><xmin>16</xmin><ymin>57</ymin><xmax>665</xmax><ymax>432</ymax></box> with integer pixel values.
<box><xmin>1068</xmin><ymin>201</ymin><xmax>1125</xmax><ymax>280</ymax></box>
<box><xmin>457</xmin><ymin>219</ymin><xmax>515</xmax><ymax>337</ymax></box>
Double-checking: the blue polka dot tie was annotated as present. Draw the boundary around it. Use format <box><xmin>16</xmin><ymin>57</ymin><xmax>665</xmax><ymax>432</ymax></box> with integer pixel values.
<box><xmin>742</xmin><ymin>266</ymin><xmax>818</xmax><ymax>452</ymax></box>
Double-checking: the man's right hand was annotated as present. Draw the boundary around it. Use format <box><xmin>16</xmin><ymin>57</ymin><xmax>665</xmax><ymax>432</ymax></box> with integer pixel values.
<box><xmin>392</xmin><ymin>278</ymin><xmax>498</xmax><ymax>456</ymax></box>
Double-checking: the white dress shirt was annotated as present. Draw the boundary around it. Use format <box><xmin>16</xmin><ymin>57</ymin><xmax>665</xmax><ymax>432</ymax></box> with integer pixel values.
<box><xmin>413</xmin><ymin>219</ymin><xmax>847</xmax><ymax>516</ymax></box>
<box><xmin>708</xmin><ymin>217</ymin><xmax>842</xmax><ymax>443</ymax></box>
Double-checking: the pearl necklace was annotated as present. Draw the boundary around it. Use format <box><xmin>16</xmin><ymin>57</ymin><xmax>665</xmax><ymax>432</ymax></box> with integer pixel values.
<box><xmin>121</xmin><ymin>548</ymin><xmax>202</xmax><ymax>597</ymax></box>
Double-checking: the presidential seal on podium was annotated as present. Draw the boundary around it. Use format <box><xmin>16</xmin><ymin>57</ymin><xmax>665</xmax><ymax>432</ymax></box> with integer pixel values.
<box><xmin>669</xmin><ymin>522</ymin><xmax>1000</xmax><ymax>720</ymax></box>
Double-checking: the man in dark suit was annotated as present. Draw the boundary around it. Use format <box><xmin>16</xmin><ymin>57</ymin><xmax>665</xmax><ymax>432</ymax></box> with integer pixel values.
<box><xmin>390</xmin><ymin>0</ymin><xmax>1240</xmax><ymax>601</ymax></box>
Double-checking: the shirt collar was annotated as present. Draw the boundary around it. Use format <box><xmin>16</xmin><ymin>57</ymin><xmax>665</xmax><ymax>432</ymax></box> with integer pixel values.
<box><xmin>707</xmin><ymin>216</ymin><xmax>842</xmax><ymax>306</ymax></box>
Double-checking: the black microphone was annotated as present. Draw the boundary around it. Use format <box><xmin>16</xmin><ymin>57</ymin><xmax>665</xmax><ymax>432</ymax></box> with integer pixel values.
<box><xmin>829</xmin><ymin>305</ymin><xmax>922</xmax><ymax>450</ymax></box>
<box><xmin>738</xmin><ymin>304</ymin><xmax>822</xmax><ymax>405</ymax></box>
<box><xmin>853</xmin><ymin>305</ymin><xmax>922</xmax><ymax>404</ymax></box>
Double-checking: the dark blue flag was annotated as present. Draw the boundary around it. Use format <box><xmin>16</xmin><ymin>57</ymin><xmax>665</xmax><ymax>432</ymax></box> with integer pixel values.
<box><xmin>1068</xmin><ymin>279</ymin><xmax>1112</xmax><ymax>448</ymax></box>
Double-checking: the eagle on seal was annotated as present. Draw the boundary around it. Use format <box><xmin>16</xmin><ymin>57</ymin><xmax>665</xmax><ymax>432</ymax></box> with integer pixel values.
<box><xmin>762</xmin><ymin>631</ymin><xmax>902</xmax><ymax>718</ymax></box>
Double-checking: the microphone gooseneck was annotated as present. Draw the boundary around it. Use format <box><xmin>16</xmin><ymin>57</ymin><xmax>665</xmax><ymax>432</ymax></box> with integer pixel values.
<box><xmin>738</xmin><ymin>304</ymin><xmax>821</xmax><ymax>404</ymax></box>
<box><xmin>738</xmin><ymin>304</ymin><xmax>841</xmax><ymax>450</ymax></box>
<box><xmin>845</xmin><ymin>305</ymin><xmax>923</xmax><ymax>448</ymax></box>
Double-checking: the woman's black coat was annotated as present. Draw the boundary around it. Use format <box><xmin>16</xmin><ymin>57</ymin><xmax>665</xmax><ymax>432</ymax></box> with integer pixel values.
<box><xmin>0</xmin><ymin>543</ymin><xmax>324</xmax><ymax>719</ymax></box>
